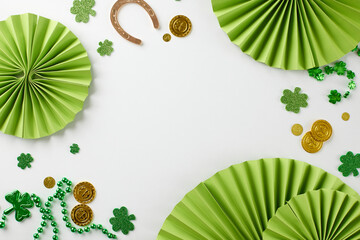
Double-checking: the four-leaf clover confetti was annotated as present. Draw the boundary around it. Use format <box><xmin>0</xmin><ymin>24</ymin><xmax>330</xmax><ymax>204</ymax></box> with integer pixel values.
<box><xmin>4</xmin><ymin>190</ymin><xmax>34</xmax><ymax>222</ymax></box>
<box><xmin>97</xmin><ymin>40</ymin><xmax>114</xmax><ymax>56</ymax></box>
<box><xmin>17</xmin><ymin>153</ymin><xmax>33</xmax><ymax>170</ymax></box>
<box><xmin>109</xmin><ymin>207</ymin><xmax>136</xmax><ymax>235</ymax></box>
<box><xmin>280</xmin><ymin>87</ymin><xmax>308</xmax><ymax>113</ymax></box>
<box><xmin>338</xmin><ymin>151</ymin><xmax>360</xmax><ymax>177</ymax></box>
<box><xmin>334</xmin><ymin>61</ymin><xmax>347</xmax><ymax>75</ymax></box>
<box><xmin>70</xmin><ymin>144</ymin><xmax>80</xmax><ymax>154</ymax></box>
<box><xmin>70</xmin><ymin>0</ymin><xmax>96</xmax><ymax>23</ymax></box>
<box><xmin>328</xmin><ymin>90</ymin><xmax>342</xmax><ymax>104</ymax></box>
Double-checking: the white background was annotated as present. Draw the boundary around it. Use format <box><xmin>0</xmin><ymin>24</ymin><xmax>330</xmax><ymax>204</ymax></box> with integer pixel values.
<box><xmin>0</xmin><ymin>0</ymin><xmax>360</xmax><ymax>239</ymax></box>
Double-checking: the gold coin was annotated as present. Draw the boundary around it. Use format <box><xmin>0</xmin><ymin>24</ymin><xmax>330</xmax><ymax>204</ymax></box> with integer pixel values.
<box><xmin>163</xmin><ymin>33</ymin><xmax>171</xmax><ymax>42</ymax></box>
<box><xmin>291</xmin><ymin>124</ymin><xmax>303</xmax><ymax>136</ymax></box>
<box><xmin>73</xmin><ymin>182</ymin><xmax>96</xmax><ymax>204</ymax></box>
<box><xmin>170</xmin><ymin>15</ymin><xmax>192</xmax><ymax>37</ymax></box>
<box><xmin>342</xmin><ymin>112</ymin><xmax>350</xmax><ymax>121</ymax></box>
<box><xmin>43</xmin><ymin>177</ymin><xmax>56</xmax><ymax>189</ymax></box>
<box><xmin>71</xmin><ymin>204</ymin><xmax>93</xmax><ymax>226</ymax></box>
<box><xmin>311</xmin><ymin>120</ymin><xmax>332</xmax><ymax>142</ymax></box>
<box><xmin>302</xmin><ymin>132</ymin><xmax>323</xmax><ymax>153</ymax></box>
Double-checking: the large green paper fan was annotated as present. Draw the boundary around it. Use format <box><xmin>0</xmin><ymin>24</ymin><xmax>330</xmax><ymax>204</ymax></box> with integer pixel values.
<box><xmin>0</xmin><ymin>13</ymin><xmax>92</xmax><ymax>139</ymax></box>
<box><xmin>263</xmin><ymin>189</ymin><xmax>360</xmax><ymax>240</ymax></box>
<box><xmin>211</xmin><ymin>0</ymin><xmax>360</xmax><ymax>70</ymax></box>
<box><xmin>157</xmin><ymin>158</ymin><xmax>360</xmax><ymax>240</ymax></box>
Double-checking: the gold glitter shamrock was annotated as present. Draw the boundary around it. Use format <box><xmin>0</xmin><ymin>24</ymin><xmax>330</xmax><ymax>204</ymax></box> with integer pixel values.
<box><xmin>338</xmin><ymin>151</ymin><xmax>360</xmax><ymax>177</ymax></box>
<box><xmin>17</xmin><ymin>153</ymin><xmax>33</xmax><ymax>169</ymax></box>
<box><xmin>70</xmin><ymin>144</ymin><xmax>80</xmax><ymax>154</ymax></box>
<box><xmin>109</xmin><ymin>207</ymin><xmax>136</xmax><ymax>235</ymax></box>
<box><xmin>280</xmin><ymin>87</ymin><xmax>308</xmax><ymax>113</ymax></box>
<box><xmin>97</xmin><ymin>40</ymin><xmax>114</xmax><ymax>56</ymax></box>
<box><xmin>328</xmin><ymin>90</ymin><xmax>342</xmax><ymax>104</ymax></box>
<box><xmin>4</xmin><ymin>190</ymin><xmax>34</xmax><ymax>222</ymax></box>
<box><xmin>70</xmin><ymin>0</ymin><xmax>96</xmax><ymax>23</ymax></box>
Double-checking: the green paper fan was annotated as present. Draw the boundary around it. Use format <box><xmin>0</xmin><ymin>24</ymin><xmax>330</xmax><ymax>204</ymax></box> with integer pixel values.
<box><xmin>263</xmin><ymin>189</ymin><xmax>360</xmax><ymax>240</ymax></box>
<box><xmin>0</xmin><ymin>13</ymin><xmax>92</xmax><ymax>139</ymax></box>
<box><xmin>211</xmin><ymin>0</ymin><xmax>360</xmax><ymax>70</ymax></box>
<box><xmin>157</xmin><ymin>158</ymin><xmax>360</xmax><ymax>240</ymax></box>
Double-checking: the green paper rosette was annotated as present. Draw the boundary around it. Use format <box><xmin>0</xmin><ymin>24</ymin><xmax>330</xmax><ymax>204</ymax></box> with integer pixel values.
<box><xmin>157</xmin><ymin>158</ymin><xmax>360</xmax><ymax>239</ymax></box>
<box><xmin>0</xmin><ymin>13</ymin><xmax>92</xmax><ymax>139</ymax></box>
<box><xmin>211</xmin><ymin>0</ymin><xmax>360</xmax><ymax>70</ymax></box>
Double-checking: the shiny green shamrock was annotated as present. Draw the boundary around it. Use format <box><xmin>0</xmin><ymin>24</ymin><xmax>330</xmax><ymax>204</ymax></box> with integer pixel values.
<box><xmin>347</xmin><ymin>70</ymin><xmax>355</xmax><ymax>80</ymax></box>
<box><xmin>328</xmin><ymin>90</ymin><xmax>342</xmax><ymax>104</ymax></box>
<box><xmin>324</xmin><ymin>66</ymin><xmax>334</xmax><ymax>75</ymax></box>
<box><xmin>334</xmin><ymin>61</ymin><xmax>347</xmax><ymax>75</ymax></box>
<box><xmin>97</xmin><ymin>40</ymin><xmax>114</xmax><ymax>56</ymax></box>
<box><xmin>308</xmin><ymin>68</ymin><xmax>324</xmax><ymax>81</ymax></box>
<box><xmin>338</xmin><ymin>151</ymin><xmax>360</xmax><ymax>177</ymax></box>
<box><xmin>109</xmin><ymin>207</ymin><xmax>136</xmax><ymax>235</ymax></box>
<box><xmin>70</xmin><ymin>0</ymin><xmax>96</xmax><ymax>23</ymax></box>
<box><xmin>70</xmin><ymin>144</ymin><xmax>80</xmax><ymax>154</ymax></box>
<box><xmin>4</xmin><ymin>190</ymin><xmax>34</xmax><ymax>222</ymax></box>
<box><xmin>348</xmin><ymin>81</ymin><xmax>356</xmax><ymax>90</ymax></box>
<box><xmin>280</xmin><ymin>87</ymin><xmax>308</xmax><ymax>113</ymax></box>
<box><xmin>17</xmin><ymin>153</ymin><xmax>33</xmax><ymax>169</ymax></box>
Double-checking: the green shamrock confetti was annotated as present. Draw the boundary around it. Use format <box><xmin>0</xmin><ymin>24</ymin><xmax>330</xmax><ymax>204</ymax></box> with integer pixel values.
<box><xmin>70</xmin><ymin>144</ymin><xmax>80</xmax><ymax>154</ymax></box>
<box><xmin>334</xmin><ymin>61</ymin><xmax>347</xmax><ymax>75</ymax></box>
<box><xmin>347</xmin><ymin>70</ymin><xmax>355</xmax><ymax>80</ymax></box>
<box><xmin>308</xmin><ymin>67</ymin><xmax>324</xmax><ymax>81</ymax></box>
<box><xmin>97</xmin><ymin>40</ymin><xmax>114</xmax><ymax>56</ymax></box>
<box><xmin>324</xmin><ymin>66</ymin><xmax>334</xmax><ymax>75</ymax></box>
<box><xmin>17</xmin><ymin>153</ymin><xmax>33</xmax><ymax>169</ymax></box>
<box><xmin>280</xmin><ymin>87</ymin><xmax>308</xmax><ymax>114</ymax></box>
<box><xmin>4</xmin><ymin>190</ymin><xmax>34</xmax><ymax>222</ymax></box>
<box><xmin>348</xmin><ymin>80</ymin><xmax>356</xmax><ymax>90</ymax></box>
<box><xmin>70</xmin><ymin>0</ymin><xmax>96</xmax><ymax>23</ymax></box>
<box><xmin>328</xmin><ymin>90</ymin><xmax>342</xmax><ymax>104</ymax></box>
<box><xmin>338</xmin><ymin>151</ymin><xmax>360</xmax><ymax>177</ymax></box>
<box><xmin>109</xmin><ymin>207</ymin><xmax>136</xmax><ymax>235</ymax></box>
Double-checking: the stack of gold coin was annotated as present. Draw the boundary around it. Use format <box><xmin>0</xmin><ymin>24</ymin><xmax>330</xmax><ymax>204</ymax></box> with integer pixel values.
<box><xmin>301</xmin><ymin>120</ymin><xmax>332</xmax><ymax>153</ymax></box>
<box><xmin>71</xmin><ymin>182</ymin><xmax>96</xmax><ymax>226</ymax></box>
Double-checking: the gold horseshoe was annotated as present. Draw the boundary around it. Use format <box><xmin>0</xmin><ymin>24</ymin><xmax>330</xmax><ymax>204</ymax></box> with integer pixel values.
<box><xmin>110</xmin><ymin>0</ymin><xmax>159</xmax><ymax>45</ymax></box>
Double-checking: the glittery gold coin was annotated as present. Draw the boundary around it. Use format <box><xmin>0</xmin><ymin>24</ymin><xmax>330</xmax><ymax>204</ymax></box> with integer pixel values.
<box><xmin>170</xmin><ymin>15</ymin><xmax>192</xmax><ymax>37</ymax></box>
<box><xmin>43</xmin><ymin>177</ymin><xmax>56</xmax><ymax>189</ymax></box>
<box><xmin>71</xmin><ymin>204</ymin><xmax>93</xmax><ymax>226</ymax></box>
<box><xmin>311</xmin><ymin>120</ymin><xmax>332</xmax><ymax>142</ymax></box>
<box><xmin>342</xmin><ymin>112</ymin><xmax>350</xmax><ymax>121</ymax></box>
<box><xmin>163</xmin><ymin>33</ymin><xmax>171</xmax><ymax>42</ymax></box>
<box><xmin>291</xmin><ymin>124</ymin><xmax>303</xmax><ymax>136</ymax></box>
<box><xmin>301</xmin><ymin>131</ymin><xmax>323</xmax><ymax>153</ymax></box>
<box><xmin>73</xmin><ymin>182</ymin><xmax>96</xmax><ymax>204</ymax></box>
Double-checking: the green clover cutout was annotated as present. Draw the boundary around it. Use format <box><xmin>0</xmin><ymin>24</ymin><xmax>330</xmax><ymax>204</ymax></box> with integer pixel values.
<box><xmin>17</xmin><ymin>153</ymin><xmax>33</xmax><ymax>169</ymax></box>
<box><xmin>328</xmin><ymin>90</ymin><xmax>342</xmax><ymax>104</ymax></box>
<box><xmin>4</xmin><ymin>190</ymin><xmax>34</xmax><ymax>222</ymax></box>
<box><xmin>70</xmin><ymin>144</ymin><xmax>80</xmax><ymax>154</ymax></box>
<box><xmin>334</xmin><ymin>61</ymin><xmax>347</xmax><ymax>75</ymax></box>
<box><xmin>338</xmin><ymin>151</ymin><xmax>360</xmax><ymax>177</ymax></box>
<box><xmin>280</xmin><ymin>87</ymin><xmax>308</xmax><ymax>113</ymax></box>
<box><xmin>97</xmin><ymin>40</ymin><xmax>114</xmax><ymax>56</ymax></box>
<box><xmin>109</xmin><ymin>207</ymin><xmax>136</xmax><ymax>235</ymax></box>
<box><xmin>70</xmin><ymin>0</ymin><xmax>96</xmax><ymax>23</ymax></box>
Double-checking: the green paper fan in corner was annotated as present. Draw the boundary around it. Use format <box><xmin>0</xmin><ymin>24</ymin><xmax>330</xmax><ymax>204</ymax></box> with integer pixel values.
<box><xmin>0</xmin><ymin>13</ymin><xmax>92</xmax><ymax>139</ymax></box>
<box><xmin>157</xmin><ymin>158</ymin><xmax>360</xmax><ymax>240</ymax></box>
<box><xmin>211</xmin><ymin>0</ymin><xmax>360</xmax><ymax>70</ymax></box>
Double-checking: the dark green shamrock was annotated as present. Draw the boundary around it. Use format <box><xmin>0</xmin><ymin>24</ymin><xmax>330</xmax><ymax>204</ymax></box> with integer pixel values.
<box><xmin>338</xmin><ymin>152</ymin><xmax>360</xmax><ymax>177</ymax></box>
<box><xmin>70</xmin><ymin>144</ymin><xmax>80</xmax><ymax>154</ymax></box>
<box><xmin>280</xmin><ymin>87</ymin><xmax>308</xmax><ymax>113</ymax></box>
<box><xmin>334</xmin><ymin>61</ymin><xmax>347</xmax><ymax>75</ymax></box>
<box><xmin>4</xmin><ymin>190</ymin><xmax>34</xmax><ymax>222</ymax></box>
<box><xmin>109</xmin><ymin>207</ymin><xmax>136</xmax><ymax>235</ymax></box>
<box><xmin>17</xmin><ymin>153</ymin><xmax>33</xmax><ymax>169</ymax></box>
<box><xmin>97</xmin><ymin>40</ymin><xmax>114</xmax><ymax>56</ymax></box>
<box><xmin>324</xmin><ymin>66</ymin><xmax>334</xmax><ymax>75</ymax></box>
<box><xmin>70</xmin><ymin>0</ymin><xmax>96</xmax><ymax>23</ymax></box>
<box><xmin>328</xmin><ymin>90</ymin><xmax>342</xmax><ymax>104</ymax></box>
<box><xmin>347</xmin><ymin>70</ymin><xmax>355</xmax><ymax>80</ymax></box>
<box><xmin>308</xmin><ymin>67</ymin><xmax>324</xmax><ymax>81</ymax></box>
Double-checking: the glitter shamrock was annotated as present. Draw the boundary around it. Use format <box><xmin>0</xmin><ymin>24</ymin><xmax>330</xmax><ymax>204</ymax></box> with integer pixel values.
<box><xmin>348</xmin><ymin>81</ymin><xmax>356</xmax><ymax>90</ymax></box>
<box><xmin>328</xmin><ymin>90</ymin><xmax>342</xmax><ymax>104</ymax></box>
<box><xmin>70</xmin><ymin>144</ymin><xmax>80</xmax><ymax>154</ymax></box>
<box><xmin>70</xmin><ymin>0</ymin><xmax>96</xmax><ymax>23</ymax></box>
<box><xmin>308</xmin><ymin>67</ymin><xmax>324</xmax><ymax>81</ymax></box>
<box><xmin>324</xmin><ymin>66</ymin><xmax>334</xmax><ymax>75</ymax></box>
<box><xmin>17</xmin><ymin>153</ymin><xmax>33</xmax><ymax>169</ymax></box>
<box><xmin>97</xmin><ymin>40</ymin><xmax>114</xmax><ymax>56</ymax></box>
<box><xmin>4</xmin><ymin>190</ymin><xmax>34</xmax><ymax>222</ymax></box>
<box><xmin>344</xmin><ymin>91</ymin><xmax>350</xmax><ymax>99</ymax></box>
<box><xmin>109</xmin><ymin>207</ymin><xmax>136</xmax><ymax>235</ymax></box>
<box><xmin>347</xmin><ymin>70</ymin><xmax>355</xmax><ymax>80</ymax></box>
<box><xmin>338</xmin><ymin>151</ymin><xmax>360</xmax><ymax>177</ymax></box>
<box><xmin>334</xmin><ymin>61</ymin><xmax>347</xmax><ymax>75</ymax></box>
<box><xmin>280</xmin><ymin>87</ymin><xmax>308</xmax><ymax>114</ymax></box>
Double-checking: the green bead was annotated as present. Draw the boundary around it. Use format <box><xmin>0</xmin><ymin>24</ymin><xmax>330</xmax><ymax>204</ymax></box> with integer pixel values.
<box><xmin>0</xmin><ymin>222</ymin><xmax>5</xmax><ymax>228</ymax></box>
<box><xmin>41</xmin><ymin>221</ymin><xmax>47</xmax><ymax>227</ymax></box>
<box><xmin>67</xmin><ymin>181</ymin><xmax>72</xmax><ymax>186</ymax></box>
<box><xmin>53</xmin><ymin>194</ymin><xmax>59</xmax><ymax>198</ymax></box>
<box><xmin>71</xmin><ymin>227</ymin><xmax>76</xmax><ymax>232</ymax></box>
<box><xmin>57</xmin><ymin>182</ymin><xmax>63</xmax><ymax>187</ymax></box>
<box><xmin>52</xmin><ymin>235</ymin><xmax>58</xmax><ymax>240</ymax></box>
<box><xmin>58</xmin><ymin>196</ymin><xmax>64</xmax><ymax>201</ymax></box>
<box><xmin>51</xmin><ymin>221</ymin><xmax>57</xmax><ymax>227</ymax></box>
<box><xmin>66</xmin><ymin>187</ymin><xmax>72</xmax><ymax>193</ymax></box>
<box><xmin>62</xmin><ymin>177</ymin><xmax>68</xmax><ymax>183</ymax></box>
<box><xmin>53</xmin><ymin>228</ymin><xmax>59</xmax><ymax>234</ymax></box>
<box><xmin>36</xmin><ymin>203</ymin><xmax>41</xmax><ymax>208</ymax></box>
<box><xmin>60</xmin><ymin>202</ymin><xmax>67</xmax><ymax>208</ymax></box>
<box><xmin>33</xmin><ymin>233</ymin><xmax>39</xmax><ymax>239</ymax></box>
<box><xmin>39</xmin><ymin>208</ymin><xmax>45</xmax><ymax>213</ymax></box>
<box><xmin>42</xmin><ymin>215</ymin><xmax>47</xmax><ymax>220</ymax></box>
<box><xmin>107</xmin><ymin>233</ymin><xmax>113</xmax><ymax>238</ymax></box>
<box><xmin>66</xmin><ymin>222</ymin><xmax>71</xmax><ymax>228</ymax></box>
<box><xmin>78</xmin><ymin>228</ymin><xmax>84</xmax><ymax>234</ymax></box>
<box><xmin>102</xmin><ymin>229</ymin><xmax>108</xmax><ymax>234</ymax></box>
<box><xmin>97</xmin><ymin>224</ymin><xmax>103</xmax><ymax>229</ymax></box>
<box><xmin>63</xmin><ymin>216</ymin><xmax>69</xmax><ymax>222</ymax></box>
<box><xmin>33</xmin><ymin>197</ymin><xmax>40</xmax><ymax>203</ymax></box>
<box><xmin>90</xmin><ymin>224</ymin><xmax>97</xmax><ymax>229</ymax></box>
<box><xmin>45</xmin><ymin>209</ymin><xmax>51</xmax><ymax>214</ymax></box>
<box><xmin>48</xmin><ymin>215</ymin><xmax>54</xmax><ymax>221</ymax></box>
<box><xmin>2</xmin><ymin>215</ymin><xmax>6</xmax><ymax>220</ymax></box>
<box><xmin>84</xmin><ymin>227</ymin><xmax>90</xmax><ymax>232</ymax></box>
<box><xmin>48</xmin><ymin>196</ymin><xmax>54</xmax><ymax>202</ymax></box>
<box><xmin>37</xmin><ymin>227</ymin><xmax>43</xmax><ymax>233</ymax></box>
<box><xmin>61</xmin><ymin>209</ymin><xmax>67</xmax><ymax>215</ymax></box>
<box><xmin>45</xmin><ymin>202</ymin><xmax>51</xmax><ymax>207</ymax></box>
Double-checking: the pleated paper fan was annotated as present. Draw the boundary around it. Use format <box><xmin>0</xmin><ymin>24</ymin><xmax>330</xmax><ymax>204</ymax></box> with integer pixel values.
<box><xmin>0</xmin><ymin>13</ymin><xmax>92</xmax><ymax>139</ymax></box>
<box><xmin>211</xmin><ymin>0</ymin><xmax>360</xmax><ymax>70</ymax></box>
<box><xmin>263</xmin><ymin>189</ymin><xmax>360</xmax><ymax>240</ymax></box>
<box><xmin>157</xmin><ymin>158</ymin><xmax>360</xmax><ymax>240</ymax></box>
